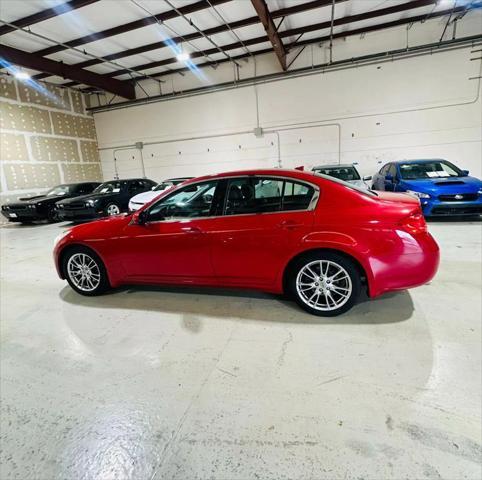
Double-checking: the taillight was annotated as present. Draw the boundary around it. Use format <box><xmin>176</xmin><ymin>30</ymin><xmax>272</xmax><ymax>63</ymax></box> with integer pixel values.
<box><xmin>399</xmin><ymin>210</ymin><xmax>427</xmax><ymax>235</ymax></box>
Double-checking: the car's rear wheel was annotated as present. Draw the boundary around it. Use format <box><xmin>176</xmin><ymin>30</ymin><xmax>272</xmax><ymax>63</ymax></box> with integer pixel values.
<box><xmin>62</xmin><ymin>246</ymin><xmax>110</xmax><ymax>296</ymax></box>
<box><xmin>105</xmin><ymin>203</ymin><xmax>121</xmax><ymax>216</ymax></box>
<box><xmin>288</xmin><ymin>252</ymin><xmax>361</xmax><ymax>316</ymax></box>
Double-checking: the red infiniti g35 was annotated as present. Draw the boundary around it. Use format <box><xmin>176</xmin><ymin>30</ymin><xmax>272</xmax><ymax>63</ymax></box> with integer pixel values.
<box><xmin>54</xmin><ymin>169</ymin><xmax>439</xmax><ymax>316</ymax></box>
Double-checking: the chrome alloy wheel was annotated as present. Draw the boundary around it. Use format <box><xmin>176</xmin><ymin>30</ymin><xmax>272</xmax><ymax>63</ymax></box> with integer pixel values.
<box><xmin>296</xmin><ymin>260</ymin><xmax>352</xmax><ymax>311</ymax></box>
<box><xmin>67</xmin><ymin>253</ymin><xmax>101</xmax><ymax>292</ymax></box>
<box><xmin>106</xmin><ymin>204</ymin><xmax>120</xmax><ymax>216</ymax></box>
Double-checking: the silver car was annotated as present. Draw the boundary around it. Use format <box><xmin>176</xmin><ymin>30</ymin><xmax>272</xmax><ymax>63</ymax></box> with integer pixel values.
<box><xmin>312</xmin><ymin>163</ymin><xmax>372</xmax><ymax>189</ymax></box>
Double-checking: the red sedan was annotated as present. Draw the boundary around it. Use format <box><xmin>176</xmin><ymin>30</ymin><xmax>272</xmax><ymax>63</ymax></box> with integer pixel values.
<box><xmin>53</xmin><ymin>169</ymin><xmax>439</xmax><ymax>316</ymax></box>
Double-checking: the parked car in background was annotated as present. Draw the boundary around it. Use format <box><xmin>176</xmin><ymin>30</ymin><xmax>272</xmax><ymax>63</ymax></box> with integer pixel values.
<box><xmin>372</xmin><ymin>159</ymin><xmax>482</xmax><ymax>216</ymax></box>
<box><xmin>128</xmin><ymin>177</ymin><xmax>193</xmax><ymax>211</ymax></box>
<box><xmin>54</xmin><ymin>169</ymin><xmax>439</xmax><ymax>317</ymax></box>
<box><xmin>1</xmin><ymin>182</ymin><xmax>100</xmax><ymax>223</ymax></box>
<box><xmin>312</xmin><ymin>163</ymin><xmax>371</xmax><ymax>189</ymax></box>
<box><xmin>56</xmin><ymin>178</ymin><xmax>156</xmax><ymax>221</ymax></box>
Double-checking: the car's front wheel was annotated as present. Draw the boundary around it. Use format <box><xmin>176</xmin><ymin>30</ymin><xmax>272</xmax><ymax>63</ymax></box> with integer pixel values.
<box><xmin>62</xmin><ymin>246</ymin><xmax>110</xmax><ymax>296</ymax></box>
<box><xmin>288</xmin><ymin>252</ymin><xmax>361</xmax><ymax>316</ymax></box>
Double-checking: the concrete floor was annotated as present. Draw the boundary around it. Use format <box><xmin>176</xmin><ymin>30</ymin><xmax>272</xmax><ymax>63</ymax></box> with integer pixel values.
<box><xmin>0</xmin><ymin>219</ymin><xmax>481</xmax><ymax>480</ymax></box>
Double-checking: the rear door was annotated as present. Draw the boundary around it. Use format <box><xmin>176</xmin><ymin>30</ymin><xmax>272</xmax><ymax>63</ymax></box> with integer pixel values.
<box><xmin>209</xmin><ymin>176</ymin><xmax>317</xmax><ymax>288</ymax></box>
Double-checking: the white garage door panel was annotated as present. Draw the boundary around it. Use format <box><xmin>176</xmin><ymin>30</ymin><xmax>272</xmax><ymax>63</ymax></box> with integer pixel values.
<box><xmin>142</xmin><ymin>132</ymin><xmax>278</xmax><ymax>181</ymax></box>
<box><xmin>278</xmin><ymin>125</ymin><xmax>340</xmax><ymax>170</ymax></box>
<box><xmin>112</xmin><ymin>149</ymin><xmax>144</xmax><ymax>179</ymax></box>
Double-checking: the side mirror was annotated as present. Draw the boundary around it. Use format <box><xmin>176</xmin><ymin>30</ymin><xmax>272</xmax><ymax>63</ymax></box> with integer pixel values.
<box><xmin>151</xmin><ymin>186</ymin><xmax>156</xmax><ymax>190</ymax></box>
<box><xmin>363</xmin><ymin>175</ymin><xmax>372</xmax><ymax>181</ymax></box>
<box><xmin>385</xmin><ymin>174</ymin><xmax>393</xmax><ymax>181</ymax></box>
<box><xmin>135</xmin><ymin>210</ymin><xmax>148</xmax><ymax>225</ymax></box>
<box><xmin>462</xmin><ymin>169</ymin><xmax>469</xmax><ymax>176</ymax></box>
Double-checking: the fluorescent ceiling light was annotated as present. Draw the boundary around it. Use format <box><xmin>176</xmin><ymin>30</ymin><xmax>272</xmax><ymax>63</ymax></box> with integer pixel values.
<box><xmin>14</xmin><ymin>71</ymin><xmax>30</xmax><ymax>80</ymax></box>
<box><xmin>176</xmin><ymin>52</ymin><xmax>190</xmax><ymax>62</ymax></box>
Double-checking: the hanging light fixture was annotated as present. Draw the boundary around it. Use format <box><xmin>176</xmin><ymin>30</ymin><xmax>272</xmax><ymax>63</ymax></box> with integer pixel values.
<box><xmin>14</xmin><ymin>70</ymin><xmax>30</xmax><ymax>80</ymax></box>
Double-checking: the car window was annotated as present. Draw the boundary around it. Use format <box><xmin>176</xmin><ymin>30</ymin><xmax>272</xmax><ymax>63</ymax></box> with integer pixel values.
<box><xmin>380</xmin><ymin>164</ymin><xmax>389</xmax><ymax>175</ymax></box>
<box><xmin>282</xmin><ymin>181</ymin><xmax>315</xmax><ymax>211</ymax></box>
<box><xmin>147</xmin><ymin>180</ymin><xmax>219</xmax><ymax>221</ymax></box>
<box><xmin>94</xmin><ymin>181</ymin><xmax>122</xmax><ymax>194</ymax></box>
<box><xmin>46</xmin><ymin>185</ymin><xmax>71</xmax><ymax>196</ymax></box>
<box><xmin>224</xmin><ymin>177</ymin><xmax>315</xmax><ymax>215</ymax></box>
<box><xmin>75</xmin><ymin>184</ymin><xmax>89</xmax><ymax>195</ymax></box>
<box><xmin>225</xmin><ymin>177</ymin><xmax>283</xmax><ymax>215</ymax></box>
<box><xmin>154</xmin><ymin>182</ymin><xmax>174</xmax><ymax>192</ymax></box>
<box><xmin>388</xmin><ymin>164</ymin><xmax>398</xmax><ymax>177</ymax></box>
<box><xmin>313</xmin><ymin>166</ymin><xmax>360</xmax><ymax>181</ymax></box>
<box><xmin>128</xmin><ymin>180</ymin><xmax>144</xmax><ymax>192</ymax></box>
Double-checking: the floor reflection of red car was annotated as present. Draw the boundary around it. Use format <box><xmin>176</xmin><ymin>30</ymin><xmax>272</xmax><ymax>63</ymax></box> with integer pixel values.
<box><xmin>54</xmin><ymin>169</ymin><xmax>439</xmax><ymax>316</ymax></box>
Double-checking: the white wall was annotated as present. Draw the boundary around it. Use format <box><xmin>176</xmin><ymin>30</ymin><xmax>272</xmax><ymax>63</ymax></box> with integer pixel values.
<box><xmin>93</xmin><ymin>16</ymin><xmax>482</xmax><ymax>182</ymax></box>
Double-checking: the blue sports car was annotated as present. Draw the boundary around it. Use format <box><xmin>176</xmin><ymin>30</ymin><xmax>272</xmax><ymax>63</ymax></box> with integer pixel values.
<box><xmin>372</xmin><ymin>159</ymin><xmax>482</xmax><ymax>217</ymax></box>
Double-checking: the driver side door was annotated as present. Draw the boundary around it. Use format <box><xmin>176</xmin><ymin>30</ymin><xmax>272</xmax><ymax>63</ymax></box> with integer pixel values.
<box><xmin>121</xmin><ymin>180</ymin><xmax>221</xmax><ymax>283</ymax></box>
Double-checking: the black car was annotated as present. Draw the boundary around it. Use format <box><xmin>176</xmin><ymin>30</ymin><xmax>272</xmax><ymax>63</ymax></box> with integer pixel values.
<box><xmin>56</xmin><ymin>178</ymin><xmax>157</xmax><ymax>221</ymax></box>
<box><xmin>1</xmin><ymin>182</ymin><xmax>100</xmax><ymax>223</ymax></box>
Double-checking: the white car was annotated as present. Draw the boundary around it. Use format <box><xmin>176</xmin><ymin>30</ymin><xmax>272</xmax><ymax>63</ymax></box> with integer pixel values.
<box><xmin>312</xmin><ymin>163</ymin><xmax>372</xmax><ymax>189</ymax></box>
<box><xmin>128</xmin><ymin>177</ymin><xmax>193</xmax><ymax>211</ymax></box>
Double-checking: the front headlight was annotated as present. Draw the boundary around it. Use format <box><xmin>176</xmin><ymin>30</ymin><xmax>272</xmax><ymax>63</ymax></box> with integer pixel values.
<box><xmin>406</xmin><ymin>190</ymin><xmax>430</xmax><ymax>199</ymax></box>
<box><xmin>85</xmin><ymin>199</ymin><xmax>97</xmax><ymax>207</ymax></box>
<box><xmin>478</xmin><ymin>188</ymin><xmax>482</xmax><ymax>195</ymax></box>
<box><xmin>28</xmin><ymin>204</ymin><xmax>37</xmax><ymax>209</ymax></box>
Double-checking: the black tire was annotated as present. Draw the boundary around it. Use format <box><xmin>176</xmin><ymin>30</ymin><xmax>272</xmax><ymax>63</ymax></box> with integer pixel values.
<box><xmin>62</xmin><ymin>246</ymin><xmax>110</xmax><ymax>296</ymax></box>
<box><xmin>287</xmin><ymin>251</ymin><xmax>361</xmax><ymax>317</ymax></box>
<box><xmin>104</xmin><ymin>203</ymin><xmax>121</xmax><ymax>217</ymax></box>
<box><xmin>47</xmin><ymin>206</ymin><xmax>60</xmax><ymax>223</ymax></box>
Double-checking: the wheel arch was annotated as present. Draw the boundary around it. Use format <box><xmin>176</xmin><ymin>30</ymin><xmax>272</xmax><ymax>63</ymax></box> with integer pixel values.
<box><xmin>281</xmin><ymin>247</ymin><xmax>372</xmax><ymax>295</ymax></box>
<box><xmin>57</xmin><ymin>242</ymin><xmax>107</xmax><ymax>281</ymax></box>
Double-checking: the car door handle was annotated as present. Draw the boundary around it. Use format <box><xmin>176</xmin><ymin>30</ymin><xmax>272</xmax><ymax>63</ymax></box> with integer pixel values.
<box><xmin>181</xmin><ymin>226</ymin><xmax>202</xmax><ymax>234</ymax></box>
<box><xmin>278</xmin><ymin>220</ymin><xmax>303</xmax><ymax>230</ymax></box>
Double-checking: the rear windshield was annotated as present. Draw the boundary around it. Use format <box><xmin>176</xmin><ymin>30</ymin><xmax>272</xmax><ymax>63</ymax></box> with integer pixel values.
<box><xmin>313</xmin><ymin>166</ymin><xmax>360</xmax><ymax>181</ymax></box>
<box><xmin>313</xmin><ymin>173</ymin><xmax>377</xmax><ymax>196</ymax></box>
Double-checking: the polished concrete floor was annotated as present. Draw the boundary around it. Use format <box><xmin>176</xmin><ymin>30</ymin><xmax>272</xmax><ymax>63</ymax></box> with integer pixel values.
<box><xmin>1</xmin><ymin>219</ymin><xmax>481</xmax><ymax>480</ymax></box>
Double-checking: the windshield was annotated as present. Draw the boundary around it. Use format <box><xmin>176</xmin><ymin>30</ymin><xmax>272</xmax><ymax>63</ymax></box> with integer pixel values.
<box><xmin>399</xmin><ymin>161</ymin><xmax>463</xmax><ymax>180</ymax></box>
<box><xmin>154</xmin><ymin>182</ymin><xmax>174</xmax><ymax>192</ymax></box>
<box><xmin>314</xmin><ymin>166</ymin><xmax>361</xmax><ymax>181</ymax></box>
<box><xmin>154</xmin><ymin>178</ymin><xmax>191</xmax><ymax>191</ymax></box>
<box><xmin>314</xmin><ymin>173</ymin><xmax>377</xmax><ymax>196</ymax></box>
<box><xmin>46</xmin><ymin>185</ymin><xmax>72</xmax><ymax>196</ymax></box>
<box><xmin>94</xmin><ymin>181</ymin><xmax>122</xmax><ymax>194</ymax></box>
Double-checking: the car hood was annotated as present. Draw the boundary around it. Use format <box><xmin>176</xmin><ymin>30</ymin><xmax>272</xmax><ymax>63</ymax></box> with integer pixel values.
<box><xmin>130</xmin><ymin>189</ymin><xmax>163</xmax><ymax>204</ymax></box>
<box><xmin>68</xmin><ymin>213</ymin><xmax>132</xmax><ymax>239</ymax></box>
<box><xmin>401</xmin><ymin>176</ymin><xmax>482</xmax><ymax>195</ymax></box>
<box><xmin>5</xmin><ymin>194</ymin><xmax>64</xmax><ymax>207</ymax></box>
<box><xmin>57</xmin><ymin>192</ymin><xmax>118</xmax><ymax>205</ymax></box>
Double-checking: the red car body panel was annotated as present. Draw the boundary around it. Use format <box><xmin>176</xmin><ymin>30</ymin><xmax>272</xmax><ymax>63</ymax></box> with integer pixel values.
<box><xmin>54</xmin><ymin>169</ymin><xmax>439</xmax><ymax>297</ymax></box>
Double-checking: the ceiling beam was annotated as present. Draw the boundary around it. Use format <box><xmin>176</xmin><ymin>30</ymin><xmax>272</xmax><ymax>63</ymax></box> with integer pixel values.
<box><xmin>0</xmin><ymin>0</ymin><xmax>100</xmax><ymax>36</ymax></box>
<box><xmin>73</xmin><ymin>0</ymin><xmax>443</xmax><ymax>82</ymax></box>
<box><xmin>34</xmin><ymin>0</ymin><xmax>230</xmax><ymax>59</ymax></box>
<box><xmin>250</xmin><ymin>0</ymin><xmax>287</xmax><ymax>70</ymax></box>
<box><xmin>108</xmin><ymin>2</ymin><xmax>475</xmax><ymax>83</ymax></box>
<box><xmin>34</xmin><ymin>0</ymin><xmax>346</xmax><ymax>81</ymax></box>
<box><xmin>0</xmin><ymin>45</ymin><xmax>135</xmax><ymax>99</ymax></box>
<box><xmin>277</xmin><ymin>0</ymin><xmax>438</xmax><ymax>39</ymax></box>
